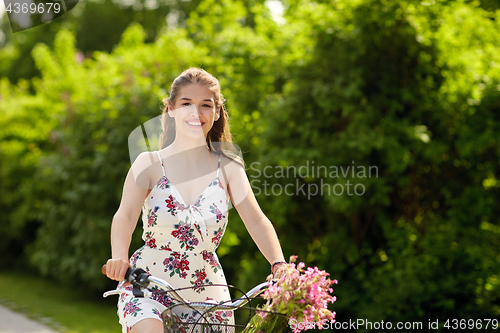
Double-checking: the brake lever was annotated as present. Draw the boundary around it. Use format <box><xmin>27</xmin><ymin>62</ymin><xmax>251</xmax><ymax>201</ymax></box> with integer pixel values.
<box><xmin>103</xmin><ymin>288</ymin><xmax>153</xmax><ymax>298</ymax></box>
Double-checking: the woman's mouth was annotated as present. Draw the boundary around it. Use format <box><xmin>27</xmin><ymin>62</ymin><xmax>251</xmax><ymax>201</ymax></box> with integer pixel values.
<box><xmin>186</xmin><ymin>121</ymin><xmax>204</xmax><ymax>129</ymax></box>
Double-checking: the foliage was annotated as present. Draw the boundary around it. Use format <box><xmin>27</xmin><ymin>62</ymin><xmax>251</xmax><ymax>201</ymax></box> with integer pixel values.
<box><xmin>0</xmin><ymin>0</ymin><xmax>207</xmax><ymax>85</ymax></box>
<box><xmin>251</xmin><ymin>0</ymin><xmax>500</xmax><ymax>324</ymax></box>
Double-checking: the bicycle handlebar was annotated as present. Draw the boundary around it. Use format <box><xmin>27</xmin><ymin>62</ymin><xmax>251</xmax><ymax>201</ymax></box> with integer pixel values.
<box><xmin>102</xmin><ymin>264</ymin><xmax>273</xmax><ymax>308</ymax></box>
<box><xmin>101</xmin><ymin>264</ymin><xmax>134</xmax><ymax>283</ymax></box>
<box><xmin>102</xmin><ymin>265</ymin><xmax>188</xmax><ymax>302</ymax></box>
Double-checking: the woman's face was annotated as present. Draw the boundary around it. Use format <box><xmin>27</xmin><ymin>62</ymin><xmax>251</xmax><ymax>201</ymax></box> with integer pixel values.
<box><xmin>168</xmin><ymin>84</ymin><xmax>220</xmax><ymax>139</ymax></box>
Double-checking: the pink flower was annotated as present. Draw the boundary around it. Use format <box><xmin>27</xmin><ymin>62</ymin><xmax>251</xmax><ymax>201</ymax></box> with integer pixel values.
<box><xmin>258</xmin><ymin>255</ymin><xmax>338</xmax><ymax>332</ymax></box>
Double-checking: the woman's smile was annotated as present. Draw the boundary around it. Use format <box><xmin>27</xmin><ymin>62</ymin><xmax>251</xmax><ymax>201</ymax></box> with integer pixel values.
<box><xmin>185</xmin><ymin>120</ymin><xmax>205</xmax><ymax>129</ymax></box>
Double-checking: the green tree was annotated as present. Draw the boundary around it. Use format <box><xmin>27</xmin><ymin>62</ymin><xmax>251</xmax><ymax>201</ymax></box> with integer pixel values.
<box><xmin>0</xmin><ymin>0</ymin><xmax>205</xmax><ymax>85</ymax></box>
<box><xmin>249</xmin><ymin>0</ymin><xmax>500</xmax><ymax>325</ymax></box>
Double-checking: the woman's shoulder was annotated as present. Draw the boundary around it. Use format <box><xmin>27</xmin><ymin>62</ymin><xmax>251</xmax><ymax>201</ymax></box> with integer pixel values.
<box><xmin>218</xmin><ymin>152</ymin><xmax>245</xmax><ymax>169</ymax></box>
<box><xmin>132</xmin><ymin>150</ymin><xmax>165</xmax><ymax>187</ymax></box>
<box><xmin>133</xmin><ymin>150</ymin><xmax>160</xmax><ymax>169</ymax></box>
<box><xmin>218</xmin><ymin>151</ymin><xmax>246</xmax><ymax>183</ymax></box>
<box><xmin>218</xmin><ymin>152</ymin><xmax>244</xmax><ymax>168</ymax></box>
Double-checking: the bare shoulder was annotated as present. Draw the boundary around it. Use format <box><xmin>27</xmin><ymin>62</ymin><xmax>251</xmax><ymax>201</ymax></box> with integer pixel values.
<box><xmin>219</xmin><ymin>153</ymin><xmax>245</xmax><ymax>183</ymax></box>
<box><xmin>134</xmin><ymin>150</ymin><xmax>157</xmax><ymax>166</ymax></box>
<box><xmin>131</xmin><ymin>151</ymin><xmax>158</xmax><ymax>190</ymax></box>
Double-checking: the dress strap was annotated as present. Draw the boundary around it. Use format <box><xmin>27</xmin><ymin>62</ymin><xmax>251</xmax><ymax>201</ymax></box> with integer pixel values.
<box><xmin>155</xmin><ymin>151</ymin><xmax>165</xmax><ymax>177</ymax></box>
<box><xmin>216</xmin><ymin>154</ymin><xmax>221</xmax><ymax>178</ymax></box>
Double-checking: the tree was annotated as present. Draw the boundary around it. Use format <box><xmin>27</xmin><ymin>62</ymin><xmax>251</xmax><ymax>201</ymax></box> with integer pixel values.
<box><xmin>250</xmin><ymin>0</ymin><xmax>500</xmax><ymax>323</ymax></box>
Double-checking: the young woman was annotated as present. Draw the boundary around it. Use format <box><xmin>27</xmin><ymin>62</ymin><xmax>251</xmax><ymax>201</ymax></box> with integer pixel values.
<box><xmin>105</xmin><ymin>67</ymin><xmax>287</xmax><ymax>333</ymax></box>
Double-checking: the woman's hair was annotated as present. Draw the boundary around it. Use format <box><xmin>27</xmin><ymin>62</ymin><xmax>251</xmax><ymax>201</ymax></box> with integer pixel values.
<box><xmin>158</xmin><ymin>67</ymin><xmax>244</xmax><ymax>167</ymax></box>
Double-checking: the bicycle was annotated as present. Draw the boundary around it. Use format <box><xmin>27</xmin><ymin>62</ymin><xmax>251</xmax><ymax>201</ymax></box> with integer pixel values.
<box><xmin>102</xmin><ymin>266</ymin><xmax>287</xmax><ymax>333</ymax></box>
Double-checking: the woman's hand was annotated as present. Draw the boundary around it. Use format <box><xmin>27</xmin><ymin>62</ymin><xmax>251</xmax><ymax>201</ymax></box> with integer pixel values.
<box><xmin>273</xmin><ymin>264</ymin><xmax>288</xmax><ymax>280</ymax></box>
<box><xmin>272</xmin><ymin>262</ymin><xmax>288</xmax><ymax>280</ymax></box>
<box><xmin>104</xmin><ymin>258</ymin><xmax>131</xmax><ymax>282</ymax></box>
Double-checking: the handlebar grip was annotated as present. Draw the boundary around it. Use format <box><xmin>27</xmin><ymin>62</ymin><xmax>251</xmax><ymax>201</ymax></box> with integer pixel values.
<box><xmin>101</xmin><ymin>264</ymin><xmax>132</xmax><ymax>281</ymax></box>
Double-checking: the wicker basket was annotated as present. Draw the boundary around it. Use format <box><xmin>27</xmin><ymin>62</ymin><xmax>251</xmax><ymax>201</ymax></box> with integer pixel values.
<box><xmin>162</xmin><ymin>303</ymin><xmax>287</xmax><ymax>333</ymax></box>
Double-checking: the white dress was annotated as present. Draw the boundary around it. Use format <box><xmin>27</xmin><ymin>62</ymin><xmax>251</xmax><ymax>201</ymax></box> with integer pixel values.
<box><xmin>116</xmin><ymin>150</ymin><xmax>233</xmax><ymax>332</ymax></box>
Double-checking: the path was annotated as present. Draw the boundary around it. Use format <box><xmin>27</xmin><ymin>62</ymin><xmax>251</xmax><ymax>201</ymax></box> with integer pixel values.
<box><xmin>0</xmin><ymin>305</ymin><xmax>58</xmax><ymax>333</ymax></box>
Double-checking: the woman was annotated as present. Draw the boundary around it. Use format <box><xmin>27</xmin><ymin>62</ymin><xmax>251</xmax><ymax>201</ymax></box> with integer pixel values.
<box><xmin>105</xmin><ymin>67</ymin><xmax>287</xmax><ymax>333</ymax></box>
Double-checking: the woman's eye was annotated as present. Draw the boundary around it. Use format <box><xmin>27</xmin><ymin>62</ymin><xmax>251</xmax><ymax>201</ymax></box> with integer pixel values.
<box><xmin>182</xmin><ymin>103</ymin><xmax>191</xmax><ymax>106</ymax></box>
<box><xmin>203</xmin><ymin>104</ymin><xmax>211</xmax><ymax>108</ymax></box>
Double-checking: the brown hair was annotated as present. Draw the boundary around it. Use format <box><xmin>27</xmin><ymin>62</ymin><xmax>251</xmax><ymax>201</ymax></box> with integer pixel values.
<box><xmin>158</xmin><ymin>67</ymin><xmax>244</xmax><ymax>167</ymax></box>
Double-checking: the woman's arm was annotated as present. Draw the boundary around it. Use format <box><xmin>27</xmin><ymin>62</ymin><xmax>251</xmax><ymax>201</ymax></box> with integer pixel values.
<box><xmin>225</xmin><ymin>159</ymin><xmax>286</xmax><ymax>272</ymax></box>
<box><xmin>106</xmin><ymin>152</ymin><xmax>153</xmax><ymax>281</ymax></box>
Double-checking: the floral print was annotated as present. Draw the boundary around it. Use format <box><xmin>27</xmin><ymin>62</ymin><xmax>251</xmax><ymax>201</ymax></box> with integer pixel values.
<box><xmin>147</xmin><ymin>206</ymin><xmax>160</xmax><ymax>227</ymax></box>
<box><xmin>201</xmin><ymin>250</ymin><xmax>221</xmax><ymax>273</ymax></box>
<box><xmin>160</xmin><ymin>243</ymin><xmax>172</xmax><ymax>251</ymax></box>
<box><xmin>145</xmin><ymin>231</ymin><xmax>157</xmax><ymax>248</ymax></box>
<box><xmin>165</xmin><ymin>194</ymin><xmax>178</xmax><ymax>216</ymax></box>
<box><xmin>157</xmin><ymin>176</ymin><xmax>170</xmax><ymax>190</ymax></box>
<box><xmin>130</xmin><ymin>248</ymin><xmax>143</xmax><ymax>267</ymax></box>
<box><xmin>191</xmin><ymin>267</ymin><xmax>213</xmax><ymax>293</ymax></box>
<box><xmin>212</xmin><ymin>309</ymin><xmax>233</xmax><ymax>325</ymax></box>
<box><xmin>151</xmin><ymin>285</ymin><xmax>174</xmax><ymax>308</ymax></box>
<box><xmin>209</xmin><ymin>203</ymin><xmax>225</xmax><ymax>223</ymax></box>
<box><xmin>208</xmin><ymin>178</ymin><xmax>219</xmax><ymax>188</ymax></box>
<box><xmin>163</xmin><ymin>251</ymin><xmax>190</xmax><ymax>279</ymax></box>
<box><xmin>193</xmin><ymin>223</ymin><xmax>202</xmax><ymax>238</ymax></box>
<box><xmin>169</xmin><ymin>308</ymin><xmax>233</xmax><ymax>333</ymax></box>
<box><xmin>212</xmin><ymin>226</ymin><xmax>224</xmax><ymax>246</ymax></box>
<box><xmin>118</xmin><ymin>152</ymin><xmax>232</xmax><ymax>333</ymax></box>
<box><xmin>171</xmin><ymin>219</ymin><xmax>199</xmax><ymax>251</ymax></box>
<box><xmin>123</xmin><ymin>298</ymin><xmax>142</xmax><ymax>318</ymax></box>
<box><xmin>152</xmin><ymin>308</ymin><xmax>161</xmax><ymax>319</ymax></box>
<box><xmin>170</xmin><ymin>311</ymin><xmax>203</xmax><ymax>333</ymax></box>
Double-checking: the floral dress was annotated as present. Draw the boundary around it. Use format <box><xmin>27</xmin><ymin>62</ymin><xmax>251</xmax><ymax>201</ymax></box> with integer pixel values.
<box><xmin>117</xmin><ymin>150</ymin><xmax>232</xmax><ymax>332</ymax></box>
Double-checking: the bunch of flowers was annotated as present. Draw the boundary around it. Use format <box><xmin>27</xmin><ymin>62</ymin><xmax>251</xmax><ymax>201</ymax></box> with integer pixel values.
<box><xmin>243</xmin><ymin>255</ymin><xmax>338</xmax><ymax>333</ymax></box>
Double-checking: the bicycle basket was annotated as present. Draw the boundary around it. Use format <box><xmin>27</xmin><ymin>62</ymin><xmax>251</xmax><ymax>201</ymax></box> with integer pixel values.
<box><xmin>162</xmin><ymin>303</ymin><xmax>287</xmax><ymax>333</ymax></box>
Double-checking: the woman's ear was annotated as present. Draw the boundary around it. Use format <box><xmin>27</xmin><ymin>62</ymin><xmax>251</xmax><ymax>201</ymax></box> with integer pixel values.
<box><xmin>168</xmin><ymin>104</ymin><xmax>174</xmax><ymax>118</ymax></box>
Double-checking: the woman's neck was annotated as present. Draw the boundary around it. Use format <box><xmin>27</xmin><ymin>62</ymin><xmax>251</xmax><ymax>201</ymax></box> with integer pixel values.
<box><xmin>165</xmin><ymin>139</ymin><xmax>211</xmax><ymax>165</ymax></box>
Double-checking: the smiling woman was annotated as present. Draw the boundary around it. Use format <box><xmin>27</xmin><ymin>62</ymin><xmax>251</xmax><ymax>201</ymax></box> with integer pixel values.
<box><xmin>158</xmin><ymin>68</ymin><xmax>236</xmax><ymax>154</ymax></box>
<box><xmin>168</xmin><ymin>85</ymin><xmax>219</xmax><ymax>143</ymax></box>
<box><xmin>104</xmin><ymin>67</ymin><xmax>289</xmax><ymax>333</ymax></box>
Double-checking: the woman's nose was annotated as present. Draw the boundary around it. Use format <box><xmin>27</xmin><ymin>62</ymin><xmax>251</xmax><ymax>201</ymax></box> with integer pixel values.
<box><xmin>190</xmin><ymin>104</ymin><xmax>201</xmax><ymax>117</ymax></box>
